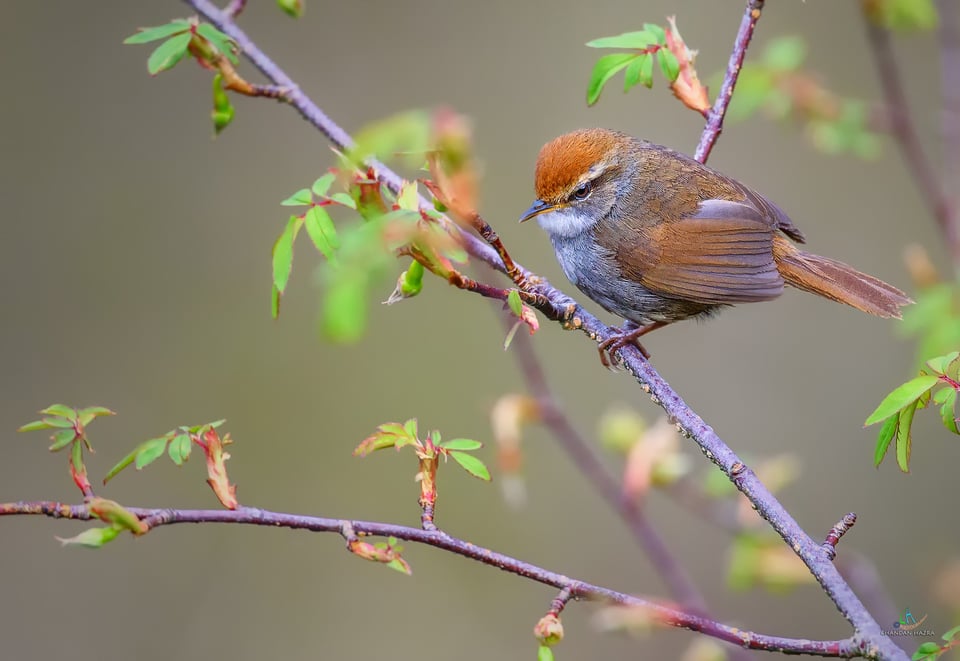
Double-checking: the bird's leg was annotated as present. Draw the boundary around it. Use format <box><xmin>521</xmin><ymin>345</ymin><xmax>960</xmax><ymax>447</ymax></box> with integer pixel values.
<box><xmin>598</xmin><ymin>320</ymin><xmax>669</xmax><ymax>368</ymax></box>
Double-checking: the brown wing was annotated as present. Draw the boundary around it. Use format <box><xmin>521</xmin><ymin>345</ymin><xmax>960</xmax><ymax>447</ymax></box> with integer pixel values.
<box><xmin>617</xmin><ymin>199</ymin><xmax>785</xmax><ymax>305</ymax></box>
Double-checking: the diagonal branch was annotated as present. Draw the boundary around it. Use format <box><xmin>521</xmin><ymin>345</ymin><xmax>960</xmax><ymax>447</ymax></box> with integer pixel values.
<box><xmin>0</xmin><ymin>499</ymin><xmax>863</xmax><ymax>658</ymax></box>
<box><xmin>694</xmin><ymin>0</ymin><xmax>765</xmax><ymax>162</ymax></box>
<box><xmin>180</xmin><ymin>1</ymin><xmax>905</xmax><ymax>657</ymax></box>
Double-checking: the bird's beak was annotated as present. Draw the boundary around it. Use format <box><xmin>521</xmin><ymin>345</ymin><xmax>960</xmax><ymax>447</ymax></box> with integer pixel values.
<box><xmin>519</xmin><ymin>199</ymin><xmax>554</xmax><ymax>223</ymax></box>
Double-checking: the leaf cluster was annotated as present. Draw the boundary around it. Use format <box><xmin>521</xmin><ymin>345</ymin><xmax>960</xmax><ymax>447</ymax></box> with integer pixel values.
<box><xmin>103</xmin><ymin>419</ymin><xmax>227</xmax><ymax>482</ymax></box>
<box><xmin>586</xmin><ymin>24</ymin><xmax>681</xmax><ymax>105</ymax></box>
<box><xmin>124</xmin><ymin>20</ymin><xmax>237</xmax><ymax>75</ymax></box>
<box><xmin>866</xmin><ymin>352</ymin><xmax>960</xmax><ymax>472</ymax></box>
<box><xmin>354</xmin><ymin>418</ymin><xmax>491</xmax><ymax>481</ymax></box>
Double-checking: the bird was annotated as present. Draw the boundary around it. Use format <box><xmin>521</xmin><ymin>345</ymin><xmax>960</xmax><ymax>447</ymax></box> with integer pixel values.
<box><xmin>519</xmin><ymin>128</ymin><xmax>912</xmax><ymax>365</ymax></box>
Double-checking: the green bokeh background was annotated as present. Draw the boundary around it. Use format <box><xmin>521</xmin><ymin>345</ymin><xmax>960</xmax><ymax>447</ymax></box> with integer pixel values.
<box><xmin>1</xmin><ymin>2</ymin><xmax>957</xmax><ymax>660</ymax></box>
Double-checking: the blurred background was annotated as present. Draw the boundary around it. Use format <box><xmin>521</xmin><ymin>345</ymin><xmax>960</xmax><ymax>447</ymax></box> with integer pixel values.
<box><xmin>1</xmin><ymin>2</ymin><xmax>957</xmax><ymax>659</ymax></box>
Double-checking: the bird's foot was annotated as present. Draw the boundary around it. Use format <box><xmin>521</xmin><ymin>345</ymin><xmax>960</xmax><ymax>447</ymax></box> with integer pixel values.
<box><xmin>597</xmin><ymin>321</ymin><xmax>667</xmax><ymax>368</ymax></box>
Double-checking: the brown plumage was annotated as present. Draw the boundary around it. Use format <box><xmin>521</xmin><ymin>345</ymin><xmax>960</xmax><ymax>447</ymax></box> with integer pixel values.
<box><xmin>521</xmin><ymin>129</ymin><xmax>911</xmax><ymax>360</ymax></box>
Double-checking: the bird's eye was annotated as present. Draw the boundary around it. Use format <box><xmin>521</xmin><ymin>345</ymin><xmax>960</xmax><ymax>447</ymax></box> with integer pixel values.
<box><xmin>571</xmin><ymin>182</ymin><xmax>592</xmax><ymax>201</ymax></box>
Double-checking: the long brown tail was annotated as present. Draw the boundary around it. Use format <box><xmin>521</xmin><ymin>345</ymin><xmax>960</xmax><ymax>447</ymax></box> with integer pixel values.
<box><xmin>772</xmin><ymin>236</ymin><xmax>912</xmax><ymax>319</ymax></box>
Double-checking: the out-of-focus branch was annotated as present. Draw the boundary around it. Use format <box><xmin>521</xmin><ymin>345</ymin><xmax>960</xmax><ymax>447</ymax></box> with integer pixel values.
<box><xmin>0</xmin><ymin>499</ymin><xmax>864</xmax><ymax>657</ymax></box>
<box><xmin>863</xmin><ymin>12</ymin><xmax>960</xmax><ymax>266</ymax></box>
<box><xmin>177</xmin><ymin>1</ymin><xmax>905</xmax><ymax>657</ymax></box>
<box><xmin>510</xmin><ymin>331</ymin><xmax>707</xmax><ymax>616</ymax></box>
<box><xmin>938</xmin><ymin>0</ymin><xmax>960</xmax><ymax>245</ymax></box>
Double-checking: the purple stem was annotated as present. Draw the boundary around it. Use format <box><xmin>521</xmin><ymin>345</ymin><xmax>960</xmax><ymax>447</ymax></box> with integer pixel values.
<box><xmin>0</xmin><ymin>499</ymin><xmax>863</xmax><ymax>657</ymax></box>
<box><xmin>694</xmin><ymin>0</ymin><xmax>765</xmax><ymax>162</ymax></box>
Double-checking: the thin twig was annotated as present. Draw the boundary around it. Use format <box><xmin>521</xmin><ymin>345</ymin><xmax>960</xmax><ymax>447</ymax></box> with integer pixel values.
<box><xmin>0</xmin><ymin>499</ymin><xmax>862</xmax><ymax>657</ymax></box>
<box><xmin>694</xmin><ymin>0</ymin><xmax>765</xmax><ymax>162</ymax></box>
<box><xmin>821</xmin><ymin>513</ymin><xmax>857</xmax><ymax>561</ymax></box>
<box><xmin>178</xmin><ymin>2</ymin><xmax>905</xmax><ymax>657</ymax></box>
<box><xmin>863</xmin><ymin>13</ymin><xmax>960</xmax><ymax>266</ymax></box>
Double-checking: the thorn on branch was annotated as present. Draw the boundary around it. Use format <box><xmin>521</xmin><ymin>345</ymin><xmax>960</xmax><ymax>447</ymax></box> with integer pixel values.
<box><xmin>821</xmin><ymin>512</ymin><xmax>857</xmax><ymax>561</ymax></box>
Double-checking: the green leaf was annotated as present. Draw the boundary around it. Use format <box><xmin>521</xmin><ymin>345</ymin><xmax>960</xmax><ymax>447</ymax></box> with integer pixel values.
<box><xmin>322</xmin><ymin>275</ymin><xmax>367</xmax><ymax>343</ymax></box>
<box><xmin>657</xmin><ymin>48</ymin><xmax>680</xmax><ymax>82</ymax></box>
<box><xmin>280</xmin><ymin>188</ymin><xmax>313</xmax><ymax>206</ymax></box>
<box><xmin>764</xmin><ymin>36</ymin><xmax>807</xmax><ymax>71</ymax></box>
<box><xmin>123</xmin><ymin>20</ymin><xmax>191</xmax><ymax>45</ymax></box>
<box><xmin>865</xmin><ymin>374</ymin><xmax>940</xmax><ymax>425</ymax></box>
<box><xmin>329</xmin><ymin>192</ymin><xmax>356</xmax><ymax>209</ymax></box>
<box><xmin>506</xmin><ymin>289</ymin><xmax>523</xmax><ymax>317</ymax></box>
<box><xmin>587</xmin><ymin>54</ymin><xmax>637</xmax><ymax>105</ymax></box>
<box><xmin>168</xmin><ymin>433</ymin><xmax>192</xmax><ymax>466</ymax></box>
<box><xmin>71</xmin><ymin>440</ymin><xmax>84</xmax><ymax>475</ymax></box>
<box><xmin>441</xmin><ymin>438</ymin><xmax>482</xmax><ymax>451</ymax></box>
<box><xmin>211</xmin><ymin>73</ymin><xmax>235</xmax><ymax>136</ymax></box>
<box><xmin>449</xmin><ymin>451</ymin><xmax>491</xmax><ymax>480</ymax></box>
<box><xmin>271</xmin><ymin>283</ymin><xmax>281</xmax><ymax>319</ymax></box>
<box><xmin>272</xmin><ymin>215</ymin><xmax>304</xmax><ymax>294</ymax></box>
<box><xmin>623</xmin><ymin>56</ymin><xmax>645</xmax><ymax>92</ymax></box>
<box><xmin>277</xmin><ymin>0</ymin><xmax>304</xmax><ymax>18</ymax></box>
<box><xmin>404</xmin><ymin>419</ymin><xmax>419</xmax><ymax>440</ymax></box>
<box><xmin>643</xmin><ymin>23</ymin><xmax>666</xmax><ymax>45</ymax></box>
<box><xmin>49</xmin><ymin>429</ymin><xmax>76</xmax><ymax>452</ymax></box>
<box><xmin>502</xmin><ymin>320</ymin><xmax>522</xmax><ymax>350</ymax></box>
<box><xmin>396</xmin><ymin>181</ymin><xmax>419</xmax><ymax>211</ymax></box>
<box><xmin>941</xmin><ymin>387</ymin><xmax>959</xmax><ymax>434</ymax></box>
<box><xmin>912</xmin><ymin>641</ymin><xmax>943</xmax><ymax>660</ymax></box>
<box><xmin>385</xmin><ymin>557</ymin><xmax>413</xmax><ymax>575</ymax></box>
<box><xmin>18</xmin><ymin>420</ymin><xmax>53</xmax><ymax>432</ymax></box>
<box><xmin>927</xmin><ymin>351</ymin><xmax>960</xmax><ymax>375</ymax></box>
<box><xmin>42</xmin><ymin>417</ymin><xmax>75</xmax><ymax>428</ymax></box>
<box><xmin>304</xmin><ymin>206</ymin><xmax>339</xmax><ymax>262</ymax></box>
<box><xmin>147</xmin><ymin>33</ymin><xmax>192</xmax><ymax>75</ymax></box>
<box><xmin>538</xmin><ymin>645</ymin><xmax>555</xmax><ymax>661</ymax></box>
<box><xmin>311</xmin><ymin>173</ymin><xmax>336</xmax><ymax>197</ymax></box>
<box><xmin>874</xmin><ymin>414</ymin><xmax>899</xmax><ymax>467</ymax></box>
<box><xmin>40</xmin><ymin>404</ymin><xmax>77</xmax><ymax>419</ymax></box>
<box><xmin>104</xmin><ymin>447</ymin><xmax>138</xmax><ymax>483</ymax></box>
<box><xmin>942</xmin><ymin>625</ymin><xmax>960</xmax><ymax>642</ymax></box>
<box><xmin>586</xmin><ymin>31</ymin><xmax>657</xmax><ymax>50</ymax></box>
<box><xmin>77</xmin><ymin>406</ymin><xmax>115</xmax><ymax>427</ymax></box>
<box><xmin>196</xmin><ymin>23</ymin><xmax>238</xmax><ymax>64</ymax></box>
<box><xmin>135</xmin><ymin>437</ymin><xmax>169</xmax><ymax>470</ymax></box>
<box><xmin>896</xmin><ymin>401</ymin><xmax>919</xmax><ymax>472</ymax></box>
<box><xmin>57</xmin><ymin>526</ymin><xmax>121</xmax><ymax>549</ymax></box>
<box><xmin>638</xmin><ymin>53</ymin><xmax>654</xmax><ymax>88</ymax></box>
